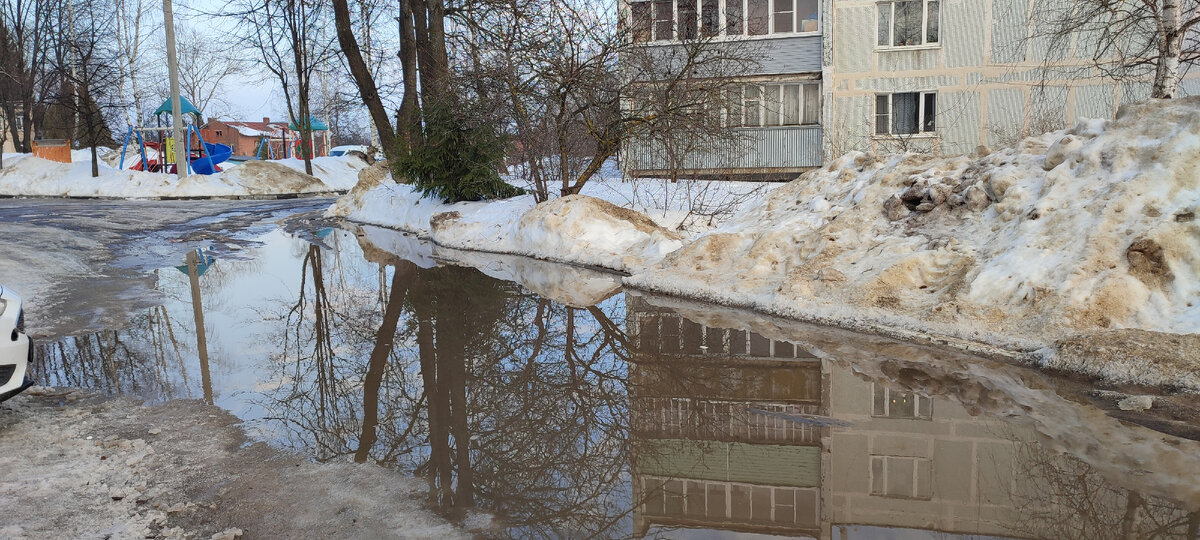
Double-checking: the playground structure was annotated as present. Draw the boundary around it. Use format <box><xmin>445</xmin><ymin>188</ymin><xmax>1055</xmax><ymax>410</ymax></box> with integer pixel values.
<box><xmin>118</xmin><ymin>97</ymin><xmax>232</xmax><ymax>175</ymax></box>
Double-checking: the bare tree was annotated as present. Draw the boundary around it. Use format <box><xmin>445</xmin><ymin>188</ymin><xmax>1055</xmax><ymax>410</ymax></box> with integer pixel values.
<box><xmin>111</xmin><ymin>0</ymin><xmax>157</xmax><ymax>126</ymax></box>
<box><xmin>1031</xmin><ymin>0</ymin><xmax>1200</xmax><ymax>98</ymax></box>
<box><xmin>234</xmin><ymin>0</ymin><xmax>332</xmax><ymax>174</ymax></box>
<box><xmin>460</xmin><ymin>0</ymin><xmax>759</xmax><ymax>201</ymax></box>
<box><xmin>0</xmin><ymin>0</ymin><xmax>59</xmax><ymax>152</ymax></box>
<box><xmin>174</xmin><ymin>27</ymin><xmax>246</xmax><ymax>121</ymax></box>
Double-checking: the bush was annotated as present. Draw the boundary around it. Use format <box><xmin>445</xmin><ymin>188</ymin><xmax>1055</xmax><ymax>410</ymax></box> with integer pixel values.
<box><xmin>394</xmin><ymin>100</ymin><xmax>523</xmax><ymax>203</ymax></box>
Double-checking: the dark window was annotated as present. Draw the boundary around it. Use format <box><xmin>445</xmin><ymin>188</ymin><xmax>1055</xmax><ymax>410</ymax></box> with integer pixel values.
<box><xmin>875</xmin><ymin>94</ymin><xmax>890</xmax><ymax>135</ymax></box>
<box><xmin>927</xmin><ymin>0</ymin><xmax>939</xmax><ymax>43</ymax></box>
<box><xmin>893</xmin><ymin>1</ymin><xmax>922</xmax><ymax>46</ymax></box>
<box><xmin>654</xmin><ymin>0</ymin><xmax>673</xmax><ymax>40</ymax></box>
<box><xmin>747</xmin><ymin>0</ymin><xmax>769</xmax><ymax>35</ymax></box>
<box><xmin>679</xmin><ymin>0</ymin><xmax>698</xmax><ymax>40</ymax></box>
<box><xmin>701</xmin><ymin>0</ymin><xmax>721</xmax><ymax>36</ymax></box>
<box><xmin>892</xmin><ymin>92</ymin><xmax>919</xmax><ymax>134</ymax></box>
<box><xmin>922</xmin><ymin>92</ymin><xmax>937</xmax><ymax>131</ymax></box>
<box><xmin>632</xmin><ymin>2</ymin><xmax>652</xmax><ymax>42</ymax></box>
<box><xmin>726</xmin><ymin>0</ymin><xmax>743</xmax><ymax>35</ymax></box>
<box><xmin>773</xmin><ymin>0</ymin><xmax>793</xmax><ymax>33</ymax></box>
<box><xmin>879</xmin><ymin>0</ymin><xmax>939</xmax><ymax>47</ymax></box>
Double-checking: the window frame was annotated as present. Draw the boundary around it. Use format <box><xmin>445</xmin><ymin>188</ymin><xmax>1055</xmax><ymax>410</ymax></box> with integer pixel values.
<box><xmin>726</xmin><ymin>81</ymin><xmax>822</xmax><ymax>128</ymax></box>
<box><xmin>876</xmin><ymin>0</ymin><xmax>940</xmax><ymax>50</ymax></box>
<box><xmin>873</xmin><ymin>91</ymin><xmax>937</xmax><ymax>137</ymax></box>
<box><xmin>871</xmin><ymin>383</ymin><xmax>933</xmax><ymax>418</ymax></box>
<box><xmin>630</xmin><ymin>0</ymin><xmax>820</xmax><ymax>44</ymax></box>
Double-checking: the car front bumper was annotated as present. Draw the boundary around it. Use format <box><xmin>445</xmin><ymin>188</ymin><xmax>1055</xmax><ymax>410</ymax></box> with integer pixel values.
<box><xmin>0</xmin><ymin>333</ymin><xmax>32</xmax><ymax>403</ymax></box>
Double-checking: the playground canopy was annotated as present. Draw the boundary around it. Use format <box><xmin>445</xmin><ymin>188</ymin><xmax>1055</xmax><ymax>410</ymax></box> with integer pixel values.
<box><xmin>153</xmin><ymin>96</ymin><xmax>201</xmax><ymax>117</ymax></box>
<box><xmin>288</xmin><ymin>116</ymin><xmax>329</xmax><ymax>131</ymax></box>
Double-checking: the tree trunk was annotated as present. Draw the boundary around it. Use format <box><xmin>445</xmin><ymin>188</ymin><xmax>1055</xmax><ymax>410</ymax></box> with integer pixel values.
<box><xmin>425</xmin><ymin>0</ymin><xmax>451</xmax><ymax>96</ymax></box>
<box><xmin>1152</xmin><ymin>0</ymin><xmax>1183</xmax><ymax>99</ymax></box>
<box><xmin>333</xmin><ymin>0</ymin><xmax>398</xmax><ymax>156</ymax></box>
<box><xmin>398</xmin><ymin>0</ymin><xmax>421</xmax><ymax>146</ymax></box>
<box><xmin>412</xmin><ymin>0</ymin><xmax>434</xmax><ymax>101</ymax></box>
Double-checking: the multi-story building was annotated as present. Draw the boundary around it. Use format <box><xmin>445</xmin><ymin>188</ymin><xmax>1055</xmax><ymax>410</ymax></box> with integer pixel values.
<box><xmin>621</xmin><ymin>0</ymin><xmax>1197</xmax><ymax>180</ymax></box>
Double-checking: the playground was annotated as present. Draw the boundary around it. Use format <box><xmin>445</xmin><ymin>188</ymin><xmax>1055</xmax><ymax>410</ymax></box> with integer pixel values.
<box><xmin>118</xmin><ymin>97</ymin><xmax>233</xmax><ymax>175</ymax></box>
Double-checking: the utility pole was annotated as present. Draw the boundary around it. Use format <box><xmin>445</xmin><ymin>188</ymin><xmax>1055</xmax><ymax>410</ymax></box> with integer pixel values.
<box><xmin>162</xmin><ymin>0</ymin><xmax>187</xmax><ymax>177</ymax></box>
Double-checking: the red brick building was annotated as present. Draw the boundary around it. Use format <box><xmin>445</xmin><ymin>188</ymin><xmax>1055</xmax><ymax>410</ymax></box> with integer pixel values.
<box><xmin>203</xmin><ymin>117</ymin><xmax>331</xmax><ymax>159</ymax></box>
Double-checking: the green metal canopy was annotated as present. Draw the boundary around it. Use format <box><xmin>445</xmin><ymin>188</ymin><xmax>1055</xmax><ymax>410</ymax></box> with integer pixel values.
<box><xmin>288</xmin><ymin>116</ymin><xmax>329</xmax><ymax>131</ymax></box>
<box><xmin>153</xmin><ymin>96</ymin><xmax>201</xmax><ymax>116</ymax></box>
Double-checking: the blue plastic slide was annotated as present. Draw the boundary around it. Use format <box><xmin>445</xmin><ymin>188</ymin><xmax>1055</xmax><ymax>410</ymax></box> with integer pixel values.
<box><xmin>190</xmin><ymin>142</ymin><xmax>233</xmax><ymax>175</ymax></box>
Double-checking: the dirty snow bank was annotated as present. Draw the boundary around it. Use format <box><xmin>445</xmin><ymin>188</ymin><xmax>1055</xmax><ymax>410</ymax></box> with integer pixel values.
<box><xmin>327</xmin><ymin>181</ymin><xmax>684</xmax><ymax>273</ymax></box>
<box><xmin>628</xmin><ymin>98</ymin><xmax>1200</xmax><ymax>364</ymax></box>
<box><xmin>0</xmin><ymin>388</ymin><xmax>487</xmax><ymax>539</ymax></box>
<box><xmin>0</xmin><ymin>154</ymin><xmax>367</xmax><ymax>198</ymax></box>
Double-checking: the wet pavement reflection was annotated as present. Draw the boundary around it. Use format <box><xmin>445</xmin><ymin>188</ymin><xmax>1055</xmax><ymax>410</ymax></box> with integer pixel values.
<box><xmin>30</xmin><ymin>227</ymin><xmax>1200</xmax><ymax>539</ymax></box>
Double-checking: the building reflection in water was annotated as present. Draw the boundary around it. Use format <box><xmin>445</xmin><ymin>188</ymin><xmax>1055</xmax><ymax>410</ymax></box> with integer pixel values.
<box><xmin>628</xmin><ymin>295</ymin><xmax>824</xmax><ymax>538</ymax></box>
<box><xmin>28</xmin><ymin>230</ymin><xmax>1200</xmax><ymax>539</ymax></box>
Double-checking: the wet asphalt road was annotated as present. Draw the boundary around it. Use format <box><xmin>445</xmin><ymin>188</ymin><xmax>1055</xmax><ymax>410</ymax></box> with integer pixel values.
<box><xmin>0</xmin><ymin>197</ymin><xmax>334</xmax><ymax>337</ymax></box>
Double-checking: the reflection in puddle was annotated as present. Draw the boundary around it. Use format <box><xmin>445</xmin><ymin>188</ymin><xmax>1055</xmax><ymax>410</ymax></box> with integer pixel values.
<box><xmin>31</xmin><ymin>227</ymin><xmax>1200</xmax><ymax>538</ymax></box>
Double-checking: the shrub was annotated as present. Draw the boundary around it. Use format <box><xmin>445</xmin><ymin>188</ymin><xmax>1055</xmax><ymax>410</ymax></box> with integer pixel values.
<box><xmin>394</xmin><ymin>100</ymin><xmax>523</xmax><ymax>203</ymax></box>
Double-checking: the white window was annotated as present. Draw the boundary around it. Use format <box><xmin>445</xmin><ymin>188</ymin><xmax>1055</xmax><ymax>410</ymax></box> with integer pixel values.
<box><xmin>733</xmin><ymin>82</ymin><xmax>820</xmax><ymax>127</ymax></box>
<box><xmin>874</xmin><ymin>91</ymin><xmax>936</xmax><ymax>136</ymax></box>
<box><xmin>871</xmin><ymin>383</ymin><xmax>933</xmax><ymax>418</ymax></box>
<box><xmin>632</xmin><ymin>0</ymin><xmax>819</xmax><ymax>43</ymax></box>
<box><xmin>877</xmin><ymin>0</ymin><xmax>939</xmax><ymax>47</ymax></box>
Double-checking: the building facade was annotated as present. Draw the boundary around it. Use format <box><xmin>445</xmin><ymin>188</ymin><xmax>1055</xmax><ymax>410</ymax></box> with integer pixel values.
<box><xmin>203</xmin><ymin>117</ymin><xmax>331</xmax><ymax>159</ymax></box>
<box><xmin>622</xmin><ymin>0</ymin><xmax>1197</xmax><ymax>179</ymax></box>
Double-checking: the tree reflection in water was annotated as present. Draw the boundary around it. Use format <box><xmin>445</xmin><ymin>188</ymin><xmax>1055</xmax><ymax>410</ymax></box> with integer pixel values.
<box><xmin>259</xmin><ymin>250</ymin><xmax>638</xmax><ymax>536</ymax></box>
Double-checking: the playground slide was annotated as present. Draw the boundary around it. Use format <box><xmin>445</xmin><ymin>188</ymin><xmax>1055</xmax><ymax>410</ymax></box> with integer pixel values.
<box><xmin>190</xmin><ymin>142</ymin><xmax>233</xmax><ymax>175</ymax></box>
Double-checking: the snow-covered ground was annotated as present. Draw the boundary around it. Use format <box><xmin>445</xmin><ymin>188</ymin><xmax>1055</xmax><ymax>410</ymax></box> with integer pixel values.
<box><xmin>0</xmin><ymin>152</ymin><xmax>367</xmax><ymax>198</ymax></box>
<box><xmin>0</xmin><ymin>388</ymin><xmax>489</xmax><ymax>538</ymax></box>
<box><xmin>329</xmin><ymin>99</ymin><xmax>1200</xmax><ymax>386</ymax></box>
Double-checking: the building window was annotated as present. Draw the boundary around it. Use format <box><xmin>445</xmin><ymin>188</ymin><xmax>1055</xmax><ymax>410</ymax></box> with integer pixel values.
<box><xmin>870</xmin><ymin>455</ymin><xmax>932</xmax><ymax>499</ymax></box>
<box><xmin>731</xmin><ymin>82</ymin><xmax>820</xmax><ymax>127</ymax></box>
<box><xmin>215</xmin><ymin>130</ymin><xmax>223</xmax><ymax>137</ymax></box>
<box><xmin>874</xmin><ymin>91</ymin><xmax>936</xmax><ymax>136</ymax></box>
<box><xmin>701</xmin><ymin>0</ymin><xmax>721</xmax><ymax>36</ymax></box>
<box><xmin>877</xmin><ymin>0</ymin><xmax>939</xmax><ymax>47</ymax></box>
<box><xmin>632</xmin><ymin>2</ymin><xmax>653</xmax><ymax>42</ymax></box>
<box><xmin>632</xmin><ymin>0</ymin><xmax>819</xmax><ymax>42</ymax></box>
<box><xmin>872</xmin><ymin>383</ymin><xmax>933</xmax><ymax>418</ymax></box>
<box><xmin>654</xmin><ymin>0</ymin><xmax>674</xmax><ymax>40</ymax></box>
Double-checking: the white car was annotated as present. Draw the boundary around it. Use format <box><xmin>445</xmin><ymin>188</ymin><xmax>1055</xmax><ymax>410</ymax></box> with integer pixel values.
<box><xmin>0</xmin><ymin>285</ymin><xmax>32</xmax><ymax>402</ymax></box>
<box><xmin>328</xmin><ymin>145</ymin><xmax>368</xmax><ymax>157</ymax></box>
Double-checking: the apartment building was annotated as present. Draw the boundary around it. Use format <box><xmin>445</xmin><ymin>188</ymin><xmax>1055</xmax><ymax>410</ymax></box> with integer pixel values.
<box><xmin>622</xmin><ymin>0</ymin><xmax>1192</xmax><ymax>179</ymax></box>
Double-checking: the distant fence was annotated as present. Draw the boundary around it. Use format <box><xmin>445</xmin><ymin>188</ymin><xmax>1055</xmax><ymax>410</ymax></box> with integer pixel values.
<box><xmin>32</xmin><ymin>139</ymin><xmax>71</xmax><ymax>163</ymax></box>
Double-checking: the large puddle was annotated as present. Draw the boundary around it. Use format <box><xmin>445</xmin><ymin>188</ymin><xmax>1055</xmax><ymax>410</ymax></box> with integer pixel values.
<box><xmin>30</xmin><ymin>225</ymin><xmax>1200</xmax><ymax>538</ymax></box>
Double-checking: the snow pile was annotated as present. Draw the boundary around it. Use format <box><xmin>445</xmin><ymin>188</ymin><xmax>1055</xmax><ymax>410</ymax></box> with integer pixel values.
<box><xmin>628</xmin><ymin>98</ymin><xmax>1200</xmax><ymax>344</ymax></box>
<box><xmin>267</xmin><ymin>155</ymin><xmax>368</xmax><ymax>190</ymax></box>
<box><xmin>0</xmin><ymin>154</ymin><xmax>367</xmax><ymax>198</ymax></box>
<box><xmin>328</xmin><ymin>182</ymin><xmax>685</xmax><ymax>273</ymax></box>
<box><xmin>505</xmin><ymin>160</ymin><xmax>779</xmax><ymax>233</ymax></box>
